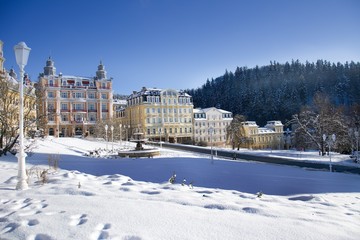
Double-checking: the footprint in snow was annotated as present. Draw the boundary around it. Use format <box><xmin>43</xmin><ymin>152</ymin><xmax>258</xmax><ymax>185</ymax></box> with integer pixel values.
<box><xmin>90</xmin><ymin>223</ymin><xmax>112</xmax><ymax>240</ymax></box>
<box><xmin>69</xmin><ymin>214</ymin><xmax>88</xmax><ymax>226</ymax></box>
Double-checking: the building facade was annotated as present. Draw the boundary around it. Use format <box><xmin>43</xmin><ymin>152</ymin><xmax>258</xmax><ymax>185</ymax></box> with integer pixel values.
<box><xmin>38</xmin><ymin>58</ymin><xmax>113</xmax><ymax>137</ymax></box>
<box><xmin>0</xmin><ymin>40</ymin><xmax>37</xmax><ymax>138</ymax></box>
<box><xmin>122</xmin><ymin>87</ymin><xmax>194</xmax><ymax>143</ymax></box>
<box><xmin>241</xmin><ymin>121</ymin><xmax>284</xmax><ymax>149</ymax></box>
<box><xmin>193</xmin><ymin>107</ymin><xmax>233</xmax><ymax>146</ymax></box>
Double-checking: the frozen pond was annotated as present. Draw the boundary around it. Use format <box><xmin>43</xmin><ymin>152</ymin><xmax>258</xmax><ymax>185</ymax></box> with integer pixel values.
<box><xmin>28</xmin><ymin>154</ymin><xmax>360</xmax><ymax>196</ymax></box>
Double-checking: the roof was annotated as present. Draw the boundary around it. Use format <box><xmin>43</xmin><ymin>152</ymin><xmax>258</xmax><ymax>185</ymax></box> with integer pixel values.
<box><xmin>128</xmin><ymin>87</ymin><xmax>191</xmax><ymax>99</ymax></box>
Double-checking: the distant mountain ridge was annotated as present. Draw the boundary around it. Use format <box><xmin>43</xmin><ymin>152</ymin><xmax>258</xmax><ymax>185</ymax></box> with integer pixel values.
<box><xmin>186</xmin><ymin>60</ymin><xmax>360</xmax><ymax>125</ymax></box>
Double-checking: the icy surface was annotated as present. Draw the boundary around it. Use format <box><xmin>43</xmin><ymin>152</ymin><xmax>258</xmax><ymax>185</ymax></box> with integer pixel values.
<box><xmin>0</xmin><ymin>137</ymin><xmax>359</xmax><ymax>239</ymax></box>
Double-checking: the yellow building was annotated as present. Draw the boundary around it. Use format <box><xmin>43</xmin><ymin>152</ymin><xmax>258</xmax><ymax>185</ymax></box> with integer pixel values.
<box><xmin>0</xmin><ymin>40</ymin><xmax>37</xmax><ymax>138</ymax></box>
<box><xmin>38</xmin><ymin>58</ymin><xmax>113</xmax><ymax>137</ymax></box>
<box><xmin>242</xmin><ymin>121</ymin><xmax>284</xmax><ymax>149</ymax></box>
<box><xmin>122</xmin><ymin>87</ymin><xmax>194</xmax><ymax>143</ymax></box>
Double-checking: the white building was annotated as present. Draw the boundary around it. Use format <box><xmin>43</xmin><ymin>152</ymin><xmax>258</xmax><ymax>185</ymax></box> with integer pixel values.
<box><xmin>194</xmin><ymin>107</ymin><xmax>233</xmax><ymax>146</ymax></box>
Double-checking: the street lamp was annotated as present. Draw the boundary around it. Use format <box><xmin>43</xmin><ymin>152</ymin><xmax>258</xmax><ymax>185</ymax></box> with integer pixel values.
<box><xmin>14</xmin><ymin>42</ymin><xmax>31</xmax><ymax>190</ymax></box>
<box><xmin>159</xmin><ymin>127</ymin><xmax>162</xmax><ymax>148</ymax></box>
<box><xmin>355</xmin><ymin>131</ymin><xmax>359</xmax><ymax>163</ymax></box>
<box><xmin>323</xmin><ymin>133</ymin><xmax>336</xmax><ymax>172</ymax></box>
<box><xmin>209</xmin><ymin>127</ymin><xmax>214</xmax><ymax>159</ymax></box>
<box><xmin>105</xmin><ymin>124</ymin><xmax>108</xmax><ymax>151</ymax></box>
<box><xmin>119</xmin><ymin>124</ymin><xmax>122</xmax><ymax>147</ymax></box>
<box><xmin>127</xmin><ymin>125</ymin><xmax>130</xmax><ymax>140</ymax></box>
<box><xmin>111</xmin><ymin>125</ymin><xmax>114</xmax><ymax>152</ymax></box>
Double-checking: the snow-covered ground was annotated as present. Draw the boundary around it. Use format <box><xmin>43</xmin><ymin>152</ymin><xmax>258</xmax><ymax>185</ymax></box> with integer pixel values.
<box><xmin>0</xmin><ymin>137</ymin><xmax>359</xmax><ymax>240</ymax></box>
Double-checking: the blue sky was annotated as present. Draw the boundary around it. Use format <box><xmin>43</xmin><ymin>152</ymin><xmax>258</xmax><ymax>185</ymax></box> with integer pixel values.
<box><xmin>1</xmin><ymin>0</ymin><xmax>359</xmax><ymax>94</ymax></box>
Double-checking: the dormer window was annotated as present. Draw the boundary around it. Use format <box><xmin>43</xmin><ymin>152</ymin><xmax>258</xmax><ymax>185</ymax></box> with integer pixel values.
<box><xmin>49</xmin><ymin>80</ymin><xmax>53</xmax><ymax>86</ymax></box>
<box><xmin>76</xmin><ymin>81</ymin><xmax>81</xmax><ymax>87</ymax></box>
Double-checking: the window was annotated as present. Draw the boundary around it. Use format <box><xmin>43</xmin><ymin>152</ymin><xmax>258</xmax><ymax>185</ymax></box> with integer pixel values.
<box><xmin>49</xmin><ymin>80</ymin><xmax>53</xmax><ymax>86</ymax></box>
<box><xmin>48</xmin><ymin>103</ymin><xmax>54</xmax><ymax>110</ymax></box>
<box><xmin>89</xmin><ymin>104</ymin><xmax>95</xmax><ymax>111</ymax></box>
<box><xmin>75</xmin><ymin>92</ymin><xmax>83</xmax><ymax>98</ymax></box>
<box><xmin>102</xmin><ymin>113</ymin><xmax>107</xmax><ymax>120</ymax></box>
<box><xmin>102</xmin><ymin>93</ymin><xmax>107</xmax><ymax>99</ymax></box>
<box><xmin>75</xmin><ymin>114</ymin><xmax>82</xmax><ymax>122</ymax></box>
<box><xmin>102</xmin><ymin>103</ymin><xmax>107</xmax><ymax>110</ymax></box>
<box><xmin>76</xmin><ymin>81</ymin><xmax>81</xmax><ymax>87</ymax></box>
<box><xmin>74</xmin><ymin>103</ymin><xmax>83</xmax><ymax>110</ymax></box>
<box><xmin>61</xmin><ymin>103</ymin><xmax>68</xmax><ymax>110</ymax></box>
<box><xmin>61</xmin><ymin>115</ymin><xmax>68</xmax><ymax>121</ymax></box>
<box><xmin>88</xmin><ymin>92</ymin><xmax>95</xmax><ymax>99</ymax></box>
<box><xmin>48</xmin><ymin>92</ymin><xmax>54</xmax><ymax>98</ymax></box>
<box><xmin>61</xmin><ymin>92</ymin><xmax>68</xmax><ymax>98</ymax></box>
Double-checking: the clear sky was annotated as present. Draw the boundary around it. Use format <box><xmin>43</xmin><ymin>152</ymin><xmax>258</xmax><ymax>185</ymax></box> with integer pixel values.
<box><xmin>1</xmin><ymin>0</ymin><xmax>359</xmax><ymax>95</ymax></box>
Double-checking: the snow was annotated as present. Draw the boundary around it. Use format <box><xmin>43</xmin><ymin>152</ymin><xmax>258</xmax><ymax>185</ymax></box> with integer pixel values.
<box><xmin>0</xmin><ymin>137</ymin><xmax>359</xmax><ymax>240</ymax></box>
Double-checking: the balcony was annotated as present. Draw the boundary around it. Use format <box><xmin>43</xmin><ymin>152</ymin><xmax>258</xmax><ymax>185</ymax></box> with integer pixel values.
<box><xmin>102</xmin><ymin>109</ymin><xmax>108</xmax><ymax>112</ymax></box>
<box><xmin>60</xmin><ymin>109</ymin><xmax>70</xmax><ymax>112</ymax></box>
<box><xmin>88</xmin><ymin>109</ymin><xmax>97</xmax><ymax>112</ymax></box>
<box><xmin>46</xmin><ymin>84</ymin><xmax>59</xmax><ymax>88</ymax></box>
<box><xmin>72</xmin><ymin>109</ymin><xmax>86</xmax><ymax>112</ymax></box>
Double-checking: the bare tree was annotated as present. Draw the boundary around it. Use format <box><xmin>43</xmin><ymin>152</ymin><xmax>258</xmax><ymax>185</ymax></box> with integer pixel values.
<box><xmin>226</xmin><ymin>114</ymin><xmax>249</xmax><ymax>150</ymax></box>
<box><xmin>289</xmin><ymin>93</ymin><xmax>350</xmax><ymax>154</ymax></box>
<box><xmin>0</xmin><ymin>74</ymin><xmax>37</xmax><ymax>156</ymax></box>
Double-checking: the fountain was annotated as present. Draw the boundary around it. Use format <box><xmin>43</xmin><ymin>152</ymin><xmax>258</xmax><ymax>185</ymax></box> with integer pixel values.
<box><xmin>118</xmin><ymin>125</ymin><xmax>160</xmax><ymax>158</ymax></box>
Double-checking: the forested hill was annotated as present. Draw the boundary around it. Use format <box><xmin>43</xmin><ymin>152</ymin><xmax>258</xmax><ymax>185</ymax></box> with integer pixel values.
<box><xmin>186</xmin><ymin>60</ymin><xmax>360</xmax><ymax>126</ymax></box>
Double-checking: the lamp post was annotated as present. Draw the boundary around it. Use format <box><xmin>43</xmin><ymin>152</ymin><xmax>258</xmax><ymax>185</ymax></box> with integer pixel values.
<box><xmin>128</xmin><ymin>125</ymin><xmax>130</xmax><ymax>140</ymax></box>
<box><xmin>159</xmin><ymin>127</ymin><xmax>162</xmax><ymax>148</ymax></box>
<box><xmin>323</xmin><ymin>133</ymin><xmax>336</xmax><ymax>172</ymax></box>
<box><xmin>111</xmin><ymin>125</ymin><xmax>114</xmax><ymax>152</ymax></box>
<box><xmin>355</xmin><ymin>131</ymin><xmax>359</xmax><ymax>163</ymax></box>
<box><xmin>209</xmin><ymin>127</ymin><xmax>214</xmax><ymax>159</ymax></box>
<box><xmin>14</xmin><ymin>42</ymin><xmax>31</xmax><ymax>190</ymax></box>
<box><xmin>119</xmin><ymin>124</ymin><xmax>122</xmax><ymax>147</ymax></box>
<box><xmin>105</xmin><ymin>124</ymin><xmax>108</xmax><ymax>151</ymax></box>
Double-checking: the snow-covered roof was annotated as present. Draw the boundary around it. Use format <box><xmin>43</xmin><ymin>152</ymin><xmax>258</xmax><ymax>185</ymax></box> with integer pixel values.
<box><xmin>202</xmin><ymin>107</ymin><xmax>231</xmax><ymax>114</ymax></box>
<box><xmin>242</xmin><ymin>121</ymin><xmax>258</xmax><ymax>127</ymax></box>
<box><xmin>258</xmin><ymin>127</ymin><xmax>275</xmax><ymax>134</ymax></box>
<box><xmin>128</xmin><ymin>87</ymin><xmax>191</xmax><ymax>99</ymax></box>
<box><xmin>113</xmin><ymin>99</ymin><xmax>127</xmax><ymax>105</ymax></box>
<box><xmin>266</xmin><ymin>120</ymin><xmax>283</xmax><ymax>126</ymax></box>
